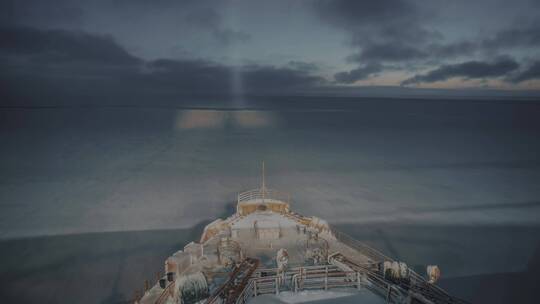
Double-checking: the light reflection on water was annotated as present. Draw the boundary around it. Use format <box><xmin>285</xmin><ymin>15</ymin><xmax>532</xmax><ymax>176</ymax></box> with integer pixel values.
<box><xmin>174</xmin><ymin>110</ymin><xmax>276</xmax><ymax>130</ymax></box>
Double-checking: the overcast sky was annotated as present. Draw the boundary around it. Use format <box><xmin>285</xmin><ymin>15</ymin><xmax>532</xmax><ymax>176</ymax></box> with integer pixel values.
<box><xmin>1</xmin><ymin>0</ymin><xmax>540</xmax><ymax>104</ymax></box>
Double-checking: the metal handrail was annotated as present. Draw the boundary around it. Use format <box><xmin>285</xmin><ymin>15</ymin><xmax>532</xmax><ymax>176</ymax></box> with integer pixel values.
<box><xmin>330</xmin><ymin>227</ymin><xmax>470</xmax><ymax>304</ymax></box>
<box><xmin>235</xmin><ymin>267</ymin><xmax>363</xmax><ymax>304</ymax></box>
<box><xmin>330</xmin><ymin>227</ymin><xmax>393</xmax><ymax>262</ymax></box>
<box><xmin>237</xmin><ymin>188</ymin><xmax>291</xmax><ymax>204</ymax></box>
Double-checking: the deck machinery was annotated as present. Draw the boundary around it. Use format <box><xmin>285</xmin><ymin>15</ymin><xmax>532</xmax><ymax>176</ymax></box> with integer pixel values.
<box><xmin>135</xmin><ymin>175</ymin><xmax>468</xmax><ymax>304</ymax></box>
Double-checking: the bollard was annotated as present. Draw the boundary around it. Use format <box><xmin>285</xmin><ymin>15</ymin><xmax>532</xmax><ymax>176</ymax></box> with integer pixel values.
<box><xmin>167</xmin><ymin>272</ymin><xmax>175</xmax><ymax>282</ymax></box>
<box><xmin>159</xmin><ymin>278</ymin><xmax>167</xmax><ymax>289</ymax></box>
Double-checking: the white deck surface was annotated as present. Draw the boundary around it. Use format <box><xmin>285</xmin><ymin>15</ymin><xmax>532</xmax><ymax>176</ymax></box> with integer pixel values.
<box><xmin>250</xmin><ymin>289</ymin><xmax>385</xmax><ymax>304</ymax></box>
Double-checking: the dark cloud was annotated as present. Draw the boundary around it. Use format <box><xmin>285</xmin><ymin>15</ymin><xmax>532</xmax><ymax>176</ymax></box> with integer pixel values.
<box><xmin>314</xmin><ymin>0</ymin><xmax>539</xmax><ymax>90</ymax></box>
<box><xmin>287</xmin><ymin>61</ymin><xmax>319</xmax><ymax>72</ymax></box>
<box><xmin>426</xmin><ymin>41</ymin><xmax>478</xmax><ymax>59</ymax></box>
<box><xmin>139</xmin><ymin>59</ymin><xmax>230</xmax><ymax>92</ymax></box>
<box><xmin>512</xmin><ymin>61</ymin><xmax>540</xmax><ymax>83</ymax></box>
<box><xmin>482</xmin><ymin>24</ymin><xmax>540</xmax><ymax>50</ymax></box>
<box><xmin>241</xmin><ymin>65</ymin><xmax>325</xmax><ymax>91</ymax></box>
<box><xmin>0</xmin><ymin>26</ymin><xmax>140</xmax><ymax>66</ymax></box>
<box><xmin>348</xmin><ymin>44</ymin><xmax>427</xmax><ymax>63</ymax></box>
<box><xmin>313</xmin><ymin>0</ymin><xmax>417</xmax><ymax>31</ymax></box>
<box><xmin>184</xmin><ymin>7</ymin><xmax>251</xmax><ymax>46</ymax></box>
<box><xmin>212</xmin><ymin>29</ymin><xmax>251</xmax><ymax>45</ymax></box>
<box><xmin>313</xmin><ymin>0</ymin><xmax>479</xmax><ymax>84</ymax></box>
<box><xmin>347</xmin><ymin>25</ymin><xmax>540</xmax><ymax>65</ymax></box>
<box><xmin>334</xmin><ymin>40</ymin><xmax>479</xmax><ymax>82</ymax></box>
<box><xmin>313</xmin><ymin>0</ymin><xmax>434</xmax><ymax>47</ymax></box>
<box><xmin>0</xmin><ymin>0</ymin><xmax>250</xmax><ymax>51</ymax></box>
<box><xmin>1</xmin><ymin>0</ymin><xmax>539</xmax><ymax>94</ymax></box>
<box><xmin>313</xmin><ymin>0</ymin><xmax>438</xmax><ymax>84</ymax></box>
<box><xmin>0</xmin><ymin>25</ymin><xmax>323</xmax><ymax>105</ymax></box>
<box><xmin>141</xmin><ymin>60</ymin><xmax>324</xmax><ymax>93</ymax></box>
<box><xmin>344</xmin><ymin>40</ymin><xmax>483</xmax><ymax>67</ymax></box>
<box><xmin>342</xmin><ymin>40</ymin><xmax>479</xmax><ymax>66</ymax></box>
<box><xmin>316</xmin><ymin>1</ymin><xmax>540</xmax><ymax>61</ymax></box>
<box><xmin>334</xmin><ymin>63</ymin><xmax>383</xmax><ymax>84</ymax></box>
<box><xmin>0</xmin><ymin>0</ymin><xmax>84</xmax><ymax>28</ymax></box>
<box><xmin>402</xmin><ymin>57</ymin><xmax>520</xmax><ymax>85</ymax></box>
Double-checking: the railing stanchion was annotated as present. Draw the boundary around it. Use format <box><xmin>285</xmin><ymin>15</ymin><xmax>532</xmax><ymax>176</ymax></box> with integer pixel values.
<box><xmin>324</xmin><ymin>266</ymin><xmax>328</xmax><ymax>290</ymax></box>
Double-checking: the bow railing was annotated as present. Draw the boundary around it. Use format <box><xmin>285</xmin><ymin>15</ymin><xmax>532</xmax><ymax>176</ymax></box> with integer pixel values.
<box><xmin>237</xmin><ymin>188</ymin><xmax>290</xmax><ymax>204</ymax></box>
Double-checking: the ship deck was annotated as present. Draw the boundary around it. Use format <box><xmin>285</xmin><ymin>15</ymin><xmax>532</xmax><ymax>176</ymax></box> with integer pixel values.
<box><xmin>135</xmin><ymin>186</ymin><xmax>467</xmax><ymax>304</ymax></box>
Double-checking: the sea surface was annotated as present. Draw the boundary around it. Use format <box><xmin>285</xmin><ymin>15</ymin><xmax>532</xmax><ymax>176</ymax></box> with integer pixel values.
<box><xmin>1</xmin><ymin>97</ymin><xmax>539</xmax><ymax>303</ymax></box>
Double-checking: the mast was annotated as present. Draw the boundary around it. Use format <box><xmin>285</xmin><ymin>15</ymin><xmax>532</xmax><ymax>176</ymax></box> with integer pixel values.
<box><xmin>262</xmin><ymin>161</ymin><xmax>265</xmax><ymax>190</ymax></box>
<box><xmin>261</xmin><ymin>161</ymin><xmax>265</xmax><ymax>202</ymax></box>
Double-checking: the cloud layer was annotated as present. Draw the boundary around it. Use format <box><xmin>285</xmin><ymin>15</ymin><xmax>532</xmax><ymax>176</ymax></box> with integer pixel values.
<box><xmin>0</xmin><ymin>25</ymin><xmax>325</xmax><ymax>105</ymax></box>
<box><xmin>1</xmin><ymin>0</ymin><xmax>539</xmax><ymax>98</ymax></box>
<box><xmin>402</xmin><ymin>57</ymin><xmax>520</xmax><ymax>85</ymax></box>
<box><xmin>311</xmin><ymin>0</ymin><xmax>540</xmax><ymax>88</ymax></box>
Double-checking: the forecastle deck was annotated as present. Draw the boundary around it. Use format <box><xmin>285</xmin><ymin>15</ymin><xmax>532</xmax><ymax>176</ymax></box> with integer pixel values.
<box><xmin>135</xmin><ymin>186</ymin><xmax>468</xmax><ymax>304</ymax></box>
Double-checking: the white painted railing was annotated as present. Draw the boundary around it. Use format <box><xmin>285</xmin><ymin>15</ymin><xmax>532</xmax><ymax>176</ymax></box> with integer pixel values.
<box><xmin>233</xmin><ymin>265</ymin><xmax>363</xmax><ymax>304</ymax></box>
<box><xmin>330</xmin><ymin>227</ymin><xmax>470</xmax><ymax>304</ymax></box>
<box><xmin>237</xmin><ymin>188</ymin><xmax>290</xmax><ymax>204</ymax></box>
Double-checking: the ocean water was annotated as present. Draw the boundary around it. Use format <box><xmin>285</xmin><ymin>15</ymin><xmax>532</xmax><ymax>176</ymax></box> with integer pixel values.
<box><xmin>1</xmin><ymin>97</ymin><xmax>539</xmax><ymax>303</ymax></box>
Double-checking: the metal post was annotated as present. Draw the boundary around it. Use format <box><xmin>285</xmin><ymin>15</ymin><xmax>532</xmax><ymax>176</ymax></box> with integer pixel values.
<box><xmin>261</xmin><ymin>161</ymin><xmax>266</xmax><ymax>204</ymax></box>
<box><xmin>299</xmin><ymin>267</ymin><xmax>302</xmax><ymax>291</ymax></box>
<box><xmin>275</xmin><ymin>277</ymin><xmax>279</xmax><ymax>295</ymax></box>
<box><xmin>357</xmin><ymin>272</ymin><xmax>361</xmax><ymax>290</ymax></box>
<box><xmin>262</xmin><ymin>161</ymin><xmax>265</xmax><ymax>190</ymax></box>
<box><xmin>254</xmin><ymin>280</ymin><xmax>257</xmax><ymax>297</ymax></box>
<box><xmin>324</xmin><ymin>266</ymin><xmax>328</xmax><ymax>290</ymax></box>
